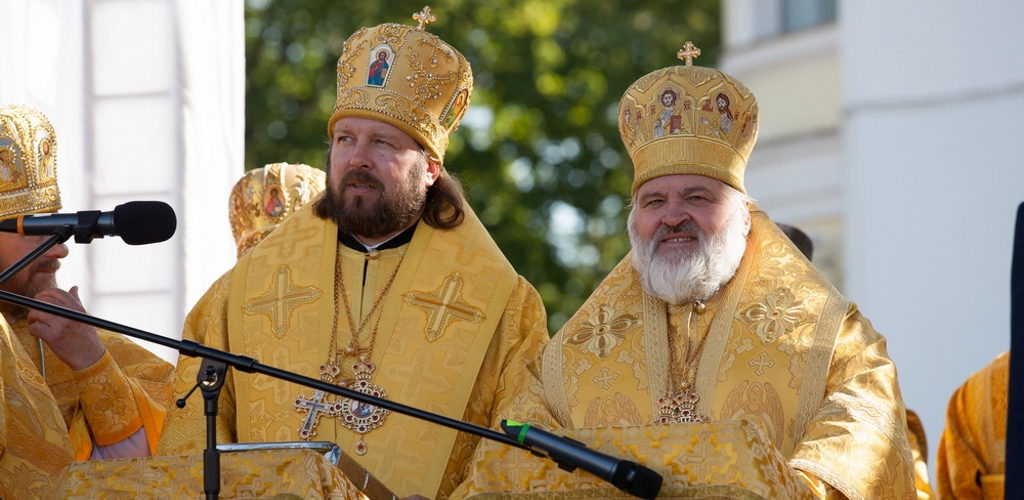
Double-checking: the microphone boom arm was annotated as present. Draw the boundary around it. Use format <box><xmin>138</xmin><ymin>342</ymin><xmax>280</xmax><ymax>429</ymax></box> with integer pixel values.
<box><xmin>0</xmin><ymin>289</ymin><xmax>524</xmax><ymax>450</ymax></box>
<box><xmin>0</xmin><ymin>228</ymin><xmax>72</xmax><ymax>286</ymax></box>
<box><xmin>0</xmin><ymin>278</ymin><xmax>663</xmax><ymax>499</ymax></box>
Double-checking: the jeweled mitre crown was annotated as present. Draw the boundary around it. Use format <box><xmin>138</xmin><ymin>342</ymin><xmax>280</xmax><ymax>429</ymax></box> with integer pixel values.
<box><xmin>619</xmin><ymin>43</ymin><xmax>759</xmax><ymax>195</ymax></box>
<box><xmin>327</xmin><ymin>6</ymin><xmax>473</xmax><ymax>165</ymax></box>
<box><xmin>229</xmin><ymin>162</ymin><xmax>326</xmax><ymax>258</ymax></box>
<box><xmin>0</xmin><ymin>105</ymin><xmax>61</xmax><ymax>219</ymax></box>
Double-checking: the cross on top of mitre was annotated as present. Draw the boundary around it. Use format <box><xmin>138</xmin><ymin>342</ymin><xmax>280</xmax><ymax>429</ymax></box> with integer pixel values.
<box><xmin>414</xmin><ymin>6</ymin><xmax>436</xmax><ymax>30</ymax></box>
<box><xmin>677</xmin><ymin>41</ymin><xmax>701</xmax><ymax>66</ymax></box>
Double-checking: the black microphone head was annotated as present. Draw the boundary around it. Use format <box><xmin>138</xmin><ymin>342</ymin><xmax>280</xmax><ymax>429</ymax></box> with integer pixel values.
<box><xmin>613</xmin><ymin>461</ymin><xmax>662</xmax><ymax>500</ymax></box>
<box><xmin>113</xmin><ymin>201</ymin><xmax>177</xmax><ymax>245</ymax></box>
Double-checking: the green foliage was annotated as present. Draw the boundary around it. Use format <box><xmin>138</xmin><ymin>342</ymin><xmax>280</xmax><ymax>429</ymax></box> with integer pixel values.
<box><xmin>244</xmin><ymin>0</ymin><xmax>719</xmax><ymax>333</ymax></box>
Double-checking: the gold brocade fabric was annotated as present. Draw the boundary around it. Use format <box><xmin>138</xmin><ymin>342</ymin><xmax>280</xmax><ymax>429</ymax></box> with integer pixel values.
<box><xmin>8</xmin><ymin>319</ymin><xmax>175</xmax><ymax>460</ymax></box>
<box><xmin>454</xmin><ymin>421</ymin><xmax>815</xmax><ymax>500</ymax></box>
<box><xmin>57</xmin><ymin>449</ymin><xmax>364</xmax><ymax>499</ymax></box>
<box><xmin>936</xmin><ymin>351</ymin><xmax>1007</xmax><ymax>500</ymax></box>
<box><xmin>480</xmin><ymin>206</ymin><xmax>915</xmax><ymax>500</ymax></box>
<box><xmin>0</xmin><ymin>316</ymin><xmax>74</xmax><ymax>499</ymax></box>
<box><xmin>157</xmin><ymin>205</ymin><xmax>548</xmax><ymax>500</ymax></box>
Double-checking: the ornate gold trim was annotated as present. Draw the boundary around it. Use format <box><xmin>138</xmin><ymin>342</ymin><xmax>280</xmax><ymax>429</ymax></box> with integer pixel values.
<box><xmin>791</xmin><ymin>287</ymin><xmax>845</xmax><ymax>443</ymax></box>
<box><xmin>641</xmin><ymin>288</ymin><xmax>669</xmax><ymax>419</ymax></box>
<box><xmin>631</xmin><ymin>137</ymin><xmax>745</xmax><ymax>195</ymax></box>
<box><xmin>543</xmin><ymin>327</ymin><xmax>574</xmax><ymax>428</ymax></box>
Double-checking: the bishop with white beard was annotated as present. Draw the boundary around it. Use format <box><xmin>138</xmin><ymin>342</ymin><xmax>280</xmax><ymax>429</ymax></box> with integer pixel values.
<box><xmin>452</xmin><ymin>43</ymin><xmax>917</xmax><ymax>500</ymax></box>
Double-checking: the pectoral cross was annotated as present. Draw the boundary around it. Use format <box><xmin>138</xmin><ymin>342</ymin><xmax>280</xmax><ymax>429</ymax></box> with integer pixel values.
<box><xmin>294</xmin><ymin>390</ymin><xmax>342</xmax><ymax>439</ymax></box>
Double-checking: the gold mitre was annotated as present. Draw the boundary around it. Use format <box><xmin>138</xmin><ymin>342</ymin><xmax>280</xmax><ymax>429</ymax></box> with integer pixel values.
<box><xmin>619</xmin><ymin>42</ymin><xmax>759</xmax><ymax>195</ymax></box>
<box><xmin>0</xmin><ymin>105</ymin><xmax>61</xmax><ymax>219</ymax></box>
<box><xmin>228</xmin><ymin>162</ymin><xmax>326</xmax><ymax>258</ymax></box>
<box><xmin>327</xmin><ymin>6</ymin><xmax>472</xmax><ymax>164</ymax></box>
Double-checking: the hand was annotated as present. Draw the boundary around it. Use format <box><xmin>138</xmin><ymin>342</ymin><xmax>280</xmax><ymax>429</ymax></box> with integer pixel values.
<box><xmin>28</xmin><ymin>285</ymin><xmax>106</xmax><ymax>371</ymax></box>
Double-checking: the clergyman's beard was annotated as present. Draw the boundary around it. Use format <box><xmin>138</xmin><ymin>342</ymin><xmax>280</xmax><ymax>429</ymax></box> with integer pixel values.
<box><xmin>628</xmin><ymin>210</ymin><xmax>747</xmax><ymax>305</ymax></box>
<box><xmin>322</xmin><ymin>166</ymin><xmax>427</xmax><ymax>240</ymax></box>
<box><xmin>0</xmin><ymin>259</ymin><xmax>60</xmax><ymax>319</ymax></box>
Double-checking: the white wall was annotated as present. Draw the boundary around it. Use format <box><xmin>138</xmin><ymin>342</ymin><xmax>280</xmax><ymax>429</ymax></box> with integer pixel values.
<box><xmin>842</xmin><ymin>0</ymin><xmax>1024</xmax><ymax>468</ymax></box>
<box><xmin>724</xmin><ymin>0</ymin><xmax>1024</xmax><ymax>473</ymax></box>
<box><xmin>0</xmin><ymin>0</ymin><xmax>242</xmax><ymax>363</ymax></box>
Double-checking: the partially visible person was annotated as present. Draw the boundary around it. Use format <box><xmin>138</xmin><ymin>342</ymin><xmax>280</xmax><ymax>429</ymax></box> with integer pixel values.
<box><xmin>229</xmin><ymin>162</ymin><xmax>326</xmax><ymax>258</ymax></box>
<box><xmin>455</xmin><ymin>44</ymin><xmax>915</xmax><ymax>499</ymax></box>
<box><xmin>0</xmin><ymin>105</ymin><xmax>175</xmax><ymax>463</ymax></box>
<box><xmin>0</xmin><ymin>318</ymin><xmax>73</xmax><ymax>499</ymax></box>
<box><xmin>778</xmin><ymin>221</ymin><xmax>933</xmax><ymax>497</ymax></box>
<box><xmin>784</xmin><ymin>219</ymin><xmax>936</xmax><ymax>498</ymax></box>
<box><xmin>156</xmin><ymin>8</ymin><xmax>548</xmax><ymax>500</ymax></box>
<box><xmin>936</xmin><ymin>351</ymin><xmax>1007</xmax><ymax>500</ymax></box>
<box><xmin>776</xmin><ymin>222</ymin><xmax>814</xmax><ymax>261</ymax></box>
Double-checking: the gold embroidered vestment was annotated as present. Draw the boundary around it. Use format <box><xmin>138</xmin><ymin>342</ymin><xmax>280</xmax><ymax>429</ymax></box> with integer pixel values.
<box><xmin>0</xmin><ymin>318</ymin><xmax>74</xmax><ymax>499</ymax></box>
<box><xmin>157</xmin><ymin>205</ymin><xmax>548</xmax><ymax>499</ymax></box>
<box><xmin>465</xmin><ymin>207</ymin><xmax>916</xmax><ymax>500</ymax></box>
<box><xmin>936</xmin><ymin>351</ymin><xmax>1007</xmax><ymax>500</ymax></box>
<box><xmin>8</xmin><ymin>319</ymin><xmax>174</xmax><ymax>461</ymax></box>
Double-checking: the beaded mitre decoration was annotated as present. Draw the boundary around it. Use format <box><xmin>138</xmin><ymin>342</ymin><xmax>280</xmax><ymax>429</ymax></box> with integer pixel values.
<box><xmin>0</xmin><ymin>105</ymin><xmax>61</xmax><ymax>219</ymax></box>
<box><xmin>229</xmin><ymin>162</ymin><xmax>326</xmax><ymax>258</ymax></box>
<box><xmin>326</xmin><ymin>6</ymin><xmax>473</xmax><ymax>165</ymax></box>
<box><xmin>618</xmin><ymin>42</ymin><xmax>759</xmax><ymax>195</ymax></box>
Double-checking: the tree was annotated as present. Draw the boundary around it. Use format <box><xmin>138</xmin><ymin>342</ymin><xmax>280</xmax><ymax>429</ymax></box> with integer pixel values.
<box><xmin>244</xmin><ymin>0</ymin><xmax>720</xmax><ymax>333</ymax></box>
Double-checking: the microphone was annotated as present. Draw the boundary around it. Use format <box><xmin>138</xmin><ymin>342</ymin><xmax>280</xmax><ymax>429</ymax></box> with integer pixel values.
<box><xmin>501</xmin><ymin>420</ymin><xmax>662</xmax><ymax>499</ymax></box>
<box><xmin>0</xmin><ymin>201</ymin><xmax>177</xmax><ymax>245</ymax></box>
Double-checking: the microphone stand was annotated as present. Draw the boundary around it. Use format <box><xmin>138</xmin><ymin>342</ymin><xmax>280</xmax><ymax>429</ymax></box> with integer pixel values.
<box><xmin>0</xmin><ymin>229</ymin><xmax>663</xmax><ymax>500</ymax></box>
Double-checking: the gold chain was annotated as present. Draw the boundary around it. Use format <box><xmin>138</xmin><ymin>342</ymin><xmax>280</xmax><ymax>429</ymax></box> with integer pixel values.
<box><xmin>683</xmin><ymin>302</ymin><xmax>708</xmax><ymax>381</ymax></box>
<box><xmin>658</xmin><ymin>300</ymin><xmax>709</xmax><ymax>423</ymax></box>
<box><xmin>327</xmin><ymin>248</ymin><xmax>403</xmax><ymax>367</ymax></box>
<box><xmin>293</xmin><ymin>247</ymin><xmax>404</xmax><ymax>446</ymax></box>
<box><xmin>667</xmin><ymin>301</ymin><xmax>709</xmax><ymax>387</ymax></box>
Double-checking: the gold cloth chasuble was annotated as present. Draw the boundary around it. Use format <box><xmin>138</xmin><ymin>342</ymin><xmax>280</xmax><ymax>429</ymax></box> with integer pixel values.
<box><xmin>157</xmin><ymin>205</ymin><xmax>548</xmax><ymax>499</ymax></box>
<box><xmin>459</xmin><ymin>207</ymin><xmax>915</xmax><ymax>500</ymax></box>
<box><xmin>9</xmin><ymin>319</ymin><xmax>174</xmax><ymax>460</ymax></box>
<box><xmin>0</xmin><ymin>317</ymin><xmax>74</xmax><ymax>499</ymax></box>
<box><xmin>936</xmin><ymin>351</ymin><xmax>1007</xmax><ymax>500</ymax></box>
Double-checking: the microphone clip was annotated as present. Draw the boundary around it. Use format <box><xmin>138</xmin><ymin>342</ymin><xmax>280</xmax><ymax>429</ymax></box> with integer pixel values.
<box><xmin>72</xmin><ymin>210</ymin><xmax>103</xmax><ymax>244</ymax></box>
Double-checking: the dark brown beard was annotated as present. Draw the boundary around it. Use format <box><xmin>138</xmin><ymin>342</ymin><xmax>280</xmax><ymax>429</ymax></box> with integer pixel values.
<box><xmin>318</xmin><ymin>164</ymin><xmax>427</xmax><ymax>239</ymax></box>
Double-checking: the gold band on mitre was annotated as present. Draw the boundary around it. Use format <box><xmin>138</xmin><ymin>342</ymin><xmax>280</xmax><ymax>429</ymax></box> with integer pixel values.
<box><xmin>619</xmin><ymin>42</ymin><xmax>759</xmax><ymax>195</ymax></box>
<box><xmin>229</xmin><ymin>163</ymin><xmax>326</xmax><ymax>258</ymax></box>
<box><xmin>327</xmin><ymin>6</ymin><xmax>473</xmax><ymax>165</ymax></box>
<box><xmin>0</xmin><ymin>105</ymin><xmax>61</xmax><ymax>219</ymax></box>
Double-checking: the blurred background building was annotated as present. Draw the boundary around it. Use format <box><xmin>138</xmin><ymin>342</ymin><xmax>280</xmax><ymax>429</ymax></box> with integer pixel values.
<box><xmin>1</xmin><ymin>0</ymin><xmax>1022</xmax><ymax>476</ymax></box>
<box><xmin>723</xmin><ymin>0</ymin><xmax>1024</xmax><ymax>473</ymax></box>
<box><xmin>0</xmin><ymin>0</ymin><xmax>243</xmax><ymax>362</ymax></box>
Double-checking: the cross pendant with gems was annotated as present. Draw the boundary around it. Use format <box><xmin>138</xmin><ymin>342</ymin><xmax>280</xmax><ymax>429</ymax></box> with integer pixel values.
<box><xmin>293</xmin><ymin>362</ymin><xmax>345</xmax><ymax>439</ymax></box>
<box><xmin>294</xmin><ymin>389</ymin><xmax>344</xmax><ymax>439</ymax></box>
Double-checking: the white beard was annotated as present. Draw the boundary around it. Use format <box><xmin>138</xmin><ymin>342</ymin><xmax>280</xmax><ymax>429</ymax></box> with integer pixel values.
<box><xmin>629</xmin><ymin>205</ymin><xmax>749</xmax><ymax>305</ymax></box>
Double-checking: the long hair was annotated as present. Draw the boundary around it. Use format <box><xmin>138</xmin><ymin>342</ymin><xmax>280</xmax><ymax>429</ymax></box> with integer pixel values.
<box><xmin>312</xmin><ymin>143</ymin><xmax>466</xmax><ymax>230</ymax></box>
<box><xmin>421</xmin><ymin>169</ymin><xmax>465</xmax><ymax>229</ymax></box>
